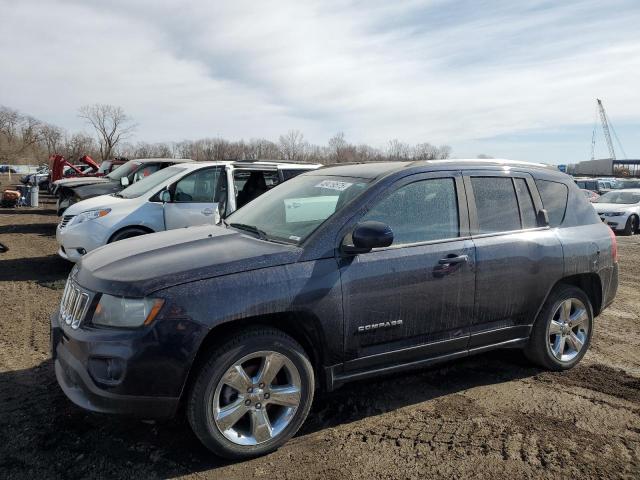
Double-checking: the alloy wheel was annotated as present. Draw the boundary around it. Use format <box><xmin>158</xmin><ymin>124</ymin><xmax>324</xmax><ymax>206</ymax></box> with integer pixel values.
<box><xmin>212</xmin><ymin>351</ymin><xmax>302</xmax><ymax>446</ymax></box>
<box><xmin>548</xmin><ymin>298</ymin><xmax>590</xmax><ymax>362</ymax></box>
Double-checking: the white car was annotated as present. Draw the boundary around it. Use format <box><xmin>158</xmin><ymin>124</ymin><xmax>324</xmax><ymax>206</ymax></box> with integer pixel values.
<box><xmin>593</xmin><ymin>188</ymin><xmax>640</xmax><ymax>235</ymax></box>
<box><xmin>56</xmin><ymin>160</ymin><xmax>321</xmax><ymax>261</ymax></box>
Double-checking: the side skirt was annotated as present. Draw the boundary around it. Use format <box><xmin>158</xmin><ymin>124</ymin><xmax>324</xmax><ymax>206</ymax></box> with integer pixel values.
<box><xmin>324</xmin><ymin>337</ymin><xmax>529</xmax><ymax>391</ymax></box>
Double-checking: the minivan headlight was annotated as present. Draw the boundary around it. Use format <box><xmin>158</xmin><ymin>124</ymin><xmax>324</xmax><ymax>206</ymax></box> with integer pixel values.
<box><xmin>92</xmin><ymin>295</ymin><xmax>164</xmax><ymax>328</ymax></box>
<box><xmin>69</xmin><ymin>208</ymin><xmax>111</xmax><ymax>226</ymax></box>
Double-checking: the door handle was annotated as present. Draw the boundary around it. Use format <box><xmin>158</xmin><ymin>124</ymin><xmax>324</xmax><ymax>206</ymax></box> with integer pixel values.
<box><xmin>202</xmin><ymin>208</ymin><xmax>214</xmax><ymax>216</ymax></box>
<box><xmin>438</xmin><ymin>254</ymin><xmax>469</xmax><ymax>265</ymax></box>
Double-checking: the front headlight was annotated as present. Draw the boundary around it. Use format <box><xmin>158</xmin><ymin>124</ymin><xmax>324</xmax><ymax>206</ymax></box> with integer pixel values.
<box><xmin>92</xmin><ymin>295</ymin><xmax>164</xmax><ymax>328</ymax></box>
<box><xmin>69</xmin><ymin>208</ymin><xmax>111</xmax><ymax>226</ymax></box>
<box><xmin>604</xmin><ymin>212</ymin><xmax>625</xmax><ymax>217</ymax></box>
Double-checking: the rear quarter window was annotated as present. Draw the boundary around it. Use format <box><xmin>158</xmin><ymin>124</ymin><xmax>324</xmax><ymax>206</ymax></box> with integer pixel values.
<box><xmin>535</xmin><ymin>180</ymin><xmax>568</xmax><ymax>227</ymax></box>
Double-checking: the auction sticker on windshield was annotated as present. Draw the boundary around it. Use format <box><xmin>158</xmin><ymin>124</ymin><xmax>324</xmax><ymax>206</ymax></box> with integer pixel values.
<box><xmin>315</xmin><ymin>180</ymin><xmax>353</xmax><ymax>191</ymax></box>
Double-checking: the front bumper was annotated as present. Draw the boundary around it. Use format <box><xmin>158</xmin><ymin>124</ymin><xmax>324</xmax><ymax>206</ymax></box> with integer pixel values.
<box><xmin>51</xmin><ymin>310</ymin><xmax>181</xmax><ymax>418</ymax></box>
<box><xmin>56</xmin><ymin>221</ymin><xmax>110</xmax><ymax>262</ymax></box>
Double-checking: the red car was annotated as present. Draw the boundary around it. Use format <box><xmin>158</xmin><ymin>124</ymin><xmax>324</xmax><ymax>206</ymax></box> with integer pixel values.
<box><xmin>581</xmin><ymin>189</ymin><xmax>600</xmax><ymax>202</ymax></box>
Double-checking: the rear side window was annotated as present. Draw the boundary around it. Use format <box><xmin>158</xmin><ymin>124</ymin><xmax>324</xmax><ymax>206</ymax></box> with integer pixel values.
<box><xmin>513</xmin><ymin>178</ymin><xmax>538</xmax><ymax>229</ymax></box>
<box><xmin>471</xmin><ymin>177</ymin><xmax>520</xmax><ymax>233</ymax></box>
<box><xmin>535</xmin><ymin>180</ymin><xmax>568</xmax><ymax>227</ymax></box>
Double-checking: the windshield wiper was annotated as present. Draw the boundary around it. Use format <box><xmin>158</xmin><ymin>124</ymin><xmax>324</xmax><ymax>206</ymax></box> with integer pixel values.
<box><xmin>113</xmin><ymin>192</ymin><xmax>124</xmax><ymax>198</ymax></box>
<box><xmin>229</xmin><ymin>223</ymin><xmax>269</xmax><ymax>240</ymax></box>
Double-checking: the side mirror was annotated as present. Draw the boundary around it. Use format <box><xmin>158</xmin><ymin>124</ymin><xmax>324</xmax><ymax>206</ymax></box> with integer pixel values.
<box><xmin>537</xmin><ymin>208</ymin><xmax>550</xmax><ymax>227</ymax></box>
<box><xmin>342</xmin><ymin>221</ymin><xmax>394</xmax><ymax>254</ymax></box>
<box><xmin>160</xmin><ymin>189</ymin><xmax>172</xmax><ymax>203</ymax></box>
<box><xmin>120</xmin><ymin>176</ymin><xmax>130</xmax><ymax>187</ymax></box>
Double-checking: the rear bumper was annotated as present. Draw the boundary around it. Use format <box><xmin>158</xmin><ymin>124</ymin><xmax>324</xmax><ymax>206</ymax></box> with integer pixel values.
<box><xmin>51</xmin><ymin>311</ymin><xmax>180</xmax><ymax>418</ymax></box>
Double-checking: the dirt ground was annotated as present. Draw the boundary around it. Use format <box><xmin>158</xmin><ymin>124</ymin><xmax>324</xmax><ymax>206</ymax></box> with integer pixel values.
<box><xmin>1</xmin><ymin>172</ymin><xmax>639</xmax><ymax>479</ymax></box>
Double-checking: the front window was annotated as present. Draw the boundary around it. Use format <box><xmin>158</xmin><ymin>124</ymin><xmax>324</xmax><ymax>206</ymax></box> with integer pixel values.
<box><xmin>106</xmin><ymin>161</ymin><xmax>141</xmax><ymax>180</ymax></box>
<box><xmin>117</xmin><ymin>166</ymin><xmax>187</xmax><ymax>199</ymax></box>
<box><xmin>361</xmin><ymin>178</ymin><xmax>459</xmax><ymax>245</ymax></box>
<box><xmin>226</xmin><ymin>175</ymin><xmax>370</xmax><ymax>243</ymax></box>
<box><xmin>595</xmin><ymin>191</ymin><xmax>640</xmax><ymax>204</ymax></box>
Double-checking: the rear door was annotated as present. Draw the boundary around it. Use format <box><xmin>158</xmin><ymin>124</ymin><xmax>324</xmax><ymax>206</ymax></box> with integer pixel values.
<box><xmin>163</xmin><ymin>167</ymin><xmax>226</xmax><ymax>229</ymax></box>
<box><xmin>465</xmin><ymin>171</ymin><xmax>564</xmax><ymax>348</ymax></box>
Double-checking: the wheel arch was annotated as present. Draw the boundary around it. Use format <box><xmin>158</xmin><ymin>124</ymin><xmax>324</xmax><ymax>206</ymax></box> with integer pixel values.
<box><xmin>549</xmin><ymin>273</ymin><xmax>603</xmax><ymax>317</ymax></box>
<box><xmin>107</xmin><ymin>224</ymin><xmax>155</xmax><ymax>243</ymax></box>
<box><xmin>180</xmin><ymin>312</ymin><xmax>328</xmax><ymax>406</ymax></box>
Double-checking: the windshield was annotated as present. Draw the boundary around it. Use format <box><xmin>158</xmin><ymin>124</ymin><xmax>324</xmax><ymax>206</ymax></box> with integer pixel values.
<box><xmin>118</xmin><ymin>166</ymin><xmax>187</xmax><ymax>199</ymax></box>
<box><xmin>595</xmin><ymin>191</ymin><xmax>640</xmax><ymax>204</ymax></box>
<box><xmin>617</xmin><ymin>180</ymin><xmax>640</xmax><ymax>189</ymax></box>
<box><xmin>226</xmin><ymin>174</ymin><xmax>371</xmax><ymax>244</ymax></box>
<box><xmin>106</xmin><ymin>161</ymin><xmax>141</xmax><ymax>180</ymax></box>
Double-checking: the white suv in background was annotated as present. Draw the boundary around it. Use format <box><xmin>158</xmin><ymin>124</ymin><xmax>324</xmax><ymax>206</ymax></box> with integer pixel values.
<box><xmin>56</xmin><ymin>160</ymin><xmax>321</xmax><ymax>261</ymax></box>
<box><xmin>593</xmin><ymin>189</ymin><xmax>640</xmax><ymax>235</ymax></box>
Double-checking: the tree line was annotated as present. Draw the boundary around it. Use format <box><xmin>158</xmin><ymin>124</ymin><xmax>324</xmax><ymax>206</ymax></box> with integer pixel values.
<box><xmin>0</xmin><ymin>104</ymin><xmax>452</xmax><ymax>166</ymax></box>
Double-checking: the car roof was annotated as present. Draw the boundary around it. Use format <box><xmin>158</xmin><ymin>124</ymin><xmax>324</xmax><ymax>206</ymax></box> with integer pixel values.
<box><xmin>309</xmin><ymin>158</ymin><xmax>558</xmax><ymax>180</ymax></box>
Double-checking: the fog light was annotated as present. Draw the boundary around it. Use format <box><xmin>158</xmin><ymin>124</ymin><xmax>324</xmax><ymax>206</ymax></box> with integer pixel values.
<box><xmin>88</xmin><ymin>357</ymin><xmax>125</xmax><ymax>384</ymax></box>
<box><xmin>77</xmin><ymin>248</ymin><xmax>86</xmax><ymax>255</ymax></box>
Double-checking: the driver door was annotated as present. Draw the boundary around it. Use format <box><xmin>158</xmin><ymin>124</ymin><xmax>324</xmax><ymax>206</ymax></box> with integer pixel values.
<box><xmin>163</xmin><ymin>167</ymin><xmax>225</xmax><ymax>230</ymax></box>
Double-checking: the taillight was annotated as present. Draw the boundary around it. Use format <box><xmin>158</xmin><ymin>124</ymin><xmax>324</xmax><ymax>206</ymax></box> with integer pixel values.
<box><xmin>608</xmin><ymin>226</ymin><xmax>618</xmax><ymax>262</ymax></box>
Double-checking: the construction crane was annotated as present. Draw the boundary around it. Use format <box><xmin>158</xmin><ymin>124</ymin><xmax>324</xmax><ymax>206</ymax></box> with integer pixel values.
<box><xmin>591</xmin><ymin>98</ymin><xmax>627</xmax><ymax>161</ymax></box>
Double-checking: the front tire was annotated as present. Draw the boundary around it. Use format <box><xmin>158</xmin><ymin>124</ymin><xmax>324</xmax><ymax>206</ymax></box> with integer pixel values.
<box><xmin>525</xmin><ymin>285</ymin><xmax>593</xmax><ymax>370</ymax></box>
<box><xmin>622</xmin><ymin>215</ymin><xmax>638</xmax><ymax>236</ymax></box>
<box><xmin>187</xmin><ymin>328</ymin><xmax>314</xmax><ymax>459</ymax></box>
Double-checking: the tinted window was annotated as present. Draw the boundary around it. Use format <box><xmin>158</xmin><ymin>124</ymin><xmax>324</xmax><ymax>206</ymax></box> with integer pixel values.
<box><xmin>174</xmin><ymin>168</ymin><xmax>222</xmax><ymax>203</ymax></box>
<box><xmin>363</xmin><ymin>178</ymin><xmax>459</xmax><ymax>245</ymax></box>
<box><xmin>514</xmin><ymin>178</ymin><xmax>538</xmax><ymax>229</ymax></box>
<box><xmin>535</xmin><ymin>180</ymin><xmax>568</xmax><ymax>227</ymax></box>
<box><xmin>471</xmin><ymin>177</ymin><xmax>520</xmax><ymax>233</ymax></box>
<box><xmin>281</xmin><ymin>169</ymin><xmax>307</xmax><ymax>181</ymax></box>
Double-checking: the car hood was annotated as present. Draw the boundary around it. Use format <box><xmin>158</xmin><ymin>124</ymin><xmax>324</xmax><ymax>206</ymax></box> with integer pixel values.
<box><xmin>73</xmin><ymin>181</ymin><xmax>122</xmax><ymax>199</ymax></box>
<box><xmin>64</xmin><ymin>194</ymin><xmax>131</xmax><ymax>216</ymax></box>
<box><xmin>54</xmin><ymin>176</ymin><xmax>110</xmax><ymax>188</ymax></box>
<box><xmin>593</xmin><ymin>203</ymin><xmax>639</xmax><ymax>213</ymax></box>
<box><xmin>75</xmin><ymin>225</ymin><xmax>302</xmax><ymax>296</ymax></box>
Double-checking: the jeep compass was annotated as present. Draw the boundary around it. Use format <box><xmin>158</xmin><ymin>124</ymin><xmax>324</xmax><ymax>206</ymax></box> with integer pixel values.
<box><xmin>51</xmin><ymin>159</ymin><xmax>618</xmax><ymax>459</ymax></box>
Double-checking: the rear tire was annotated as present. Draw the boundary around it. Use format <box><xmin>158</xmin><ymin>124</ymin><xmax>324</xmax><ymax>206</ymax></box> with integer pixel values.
<box><xmin>108</xmin><ymin>227</ymin><xmax>149</xmax><ymax>243</ymax></box>
<box><xmin>623</xmin><ymin>215</ymin><xmax>637</xmax><ymax>236</ymax></box>
<box><xmin>187</xmin><ymin>328</ymin><xmax>314</xmax><ymax>460</ymax></box>
<box><xmin>525</xmin><ymin>284</ymin><xmax>593</xmax><ymax>371</ymax></box>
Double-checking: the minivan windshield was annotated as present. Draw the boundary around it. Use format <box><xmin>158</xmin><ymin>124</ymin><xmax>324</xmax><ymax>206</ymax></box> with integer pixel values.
<box><xmin>106</xmin><ymin>161</ymin><xmax>141</xmax><ymax>180</ymax></box>
<box><xmin>595</xmin><ymin>191</ymin><xmax>640</xmax><ymax>204</ymax></box>
<box><xmin>117</xmin><ymin>166</ymin><xmax>187</xmax><ymax>199</ymax></box>
<box><xmin>226</xmin><ymin>174</ymin><xmax>371</xmax><ymax>244</ymax></box>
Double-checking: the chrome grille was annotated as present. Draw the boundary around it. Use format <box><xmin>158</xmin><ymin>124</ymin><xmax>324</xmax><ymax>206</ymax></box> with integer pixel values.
<box><xmin>60</xmin><ymin>215</ymin><xmax>74</xmax><ymax>228</ymax></box>
<box><xmin>60</xmin><ymin>278</ymin><xmax>90</xmax><ymax>329</ymax></box>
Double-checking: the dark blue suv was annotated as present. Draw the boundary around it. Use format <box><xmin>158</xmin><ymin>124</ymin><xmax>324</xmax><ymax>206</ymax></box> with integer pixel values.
<box><xmin>51</xmin><ymin>159</ymin><xmax>618</xmax><ymax>459</ymax></box>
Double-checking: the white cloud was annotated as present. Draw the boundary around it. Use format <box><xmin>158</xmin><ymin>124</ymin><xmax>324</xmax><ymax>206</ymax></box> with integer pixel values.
<box><xmin>0</xmin><ymin>0</ymin><xmax>638</xmax><ymax>162</ymax></box>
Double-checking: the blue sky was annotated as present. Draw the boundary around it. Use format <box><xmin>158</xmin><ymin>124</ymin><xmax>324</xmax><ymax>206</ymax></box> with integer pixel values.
<box><xmin>1</xmin><ymin>0</ymin><xmax>638</xmax><ymax>164</ymax></box>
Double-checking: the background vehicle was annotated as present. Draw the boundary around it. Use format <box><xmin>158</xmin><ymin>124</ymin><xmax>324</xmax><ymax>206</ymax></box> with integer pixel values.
<box><xmin>593</xmin><ymin>189</ymin><xmax>640</xmax><ymax>235</ymax></box>
<box><xmin>574</xmin><ymin>177</ymin><xmax>613</xmax><ymax>195</ymax></box>
<box><xmin>51</xmin><ymin>159</ymin><xmax>617</xmax><ymax>459</ymax></box>
<box><xmin>580</xmin><ymin>189</ymin><xmax>600</xmax><ymax>202</ymax></box>
<box><xmin>56</xmin><ymin>160</ymin><xmax>321</xmax><ymax>261</ymax></box>
<box><xmin>54</xmin><ymin>158</ymin><xmax>188</xmax><ymax>215</ymax></box>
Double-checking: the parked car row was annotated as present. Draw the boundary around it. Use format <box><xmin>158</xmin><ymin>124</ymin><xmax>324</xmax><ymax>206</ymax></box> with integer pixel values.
<box><xmin>56</xmin><ymin>159</ymin><xmax>321</xmax><ymax>261</ymax></box>
<box><xmin>51</xmin><ymin>158</ymin><xmax>618</xmax><ymax>459</ymax></box>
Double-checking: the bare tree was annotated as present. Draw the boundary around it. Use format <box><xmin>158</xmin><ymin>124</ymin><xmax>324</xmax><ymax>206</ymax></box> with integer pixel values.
<box><xmin>79</xmin><ymin>104</ymin><xmax>136</xmax><ymax>161</ymax></box>
<box><xmin>40</xmin><ymin>123</ymin><xmax>65</xmax><ymax>155</ymax></box>
<box><xmin>387</xmin><ymin>139</ymin><xmax>411</xmax><ymax>160</ymax></box>
<box><xmin>61</xmin><ymin>132</ymin><xmax>98</xmax><ymax>161</ymax></box>
<box><xmin>279</xmin><ymin>129</ymin><xmax>307</xmax><ymax>162</ymax></box>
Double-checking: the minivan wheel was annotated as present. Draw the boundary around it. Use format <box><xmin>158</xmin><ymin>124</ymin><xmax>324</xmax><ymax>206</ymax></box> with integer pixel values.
<box><xmin>108</xmin><ymin>227</ymin><xmax>149</xmax><ymax>243</ymax></box>
<box><xmin>187</xmin><ymin>328</ymin><xmax>314</xmax><ymax>459</ymax></box>
<box><xmin>525</xmin><ymin>285</ymin><xmax>593</xmax><ymax>371</ymax></box>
